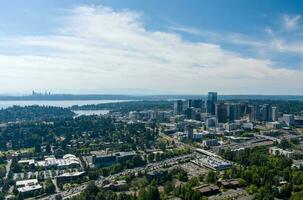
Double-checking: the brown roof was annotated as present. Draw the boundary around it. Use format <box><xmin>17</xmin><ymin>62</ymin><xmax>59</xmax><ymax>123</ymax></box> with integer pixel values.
<box><xmin>196</xmin><ymin>184</ymin><xmax>219</xmax><ymax>194</ymax></box>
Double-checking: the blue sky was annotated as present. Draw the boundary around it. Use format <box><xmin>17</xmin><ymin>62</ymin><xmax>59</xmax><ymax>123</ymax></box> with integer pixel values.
<box><xmin>0</xmin><ymin>0</ymin><xmax>303</xmax><ymax>94</ymax></box>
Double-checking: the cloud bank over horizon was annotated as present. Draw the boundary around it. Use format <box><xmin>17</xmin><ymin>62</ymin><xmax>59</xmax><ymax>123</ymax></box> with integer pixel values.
<box><xmin>0</xmin><ymin>5</ymin><xmax>302</xmax><ymax>95</ymax></box>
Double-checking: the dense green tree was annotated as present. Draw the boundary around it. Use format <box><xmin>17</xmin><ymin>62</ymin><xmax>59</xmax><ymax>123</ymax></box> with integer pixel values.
<box><xmin>206</xmin><ymin>171</ymin><xmax>218</xmax><ymax>184</ymax></box>
<box><xmin>45</xmin><ymin>178</ymin><xmax>56</xmax><ymax>194</ymax></box>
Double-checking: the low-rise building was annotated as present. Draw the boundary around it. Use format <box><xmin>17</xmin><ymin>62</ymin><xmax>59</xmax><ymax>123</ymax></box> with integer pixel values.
<box><xmin>16</xmin><ymin>179</ymin><xmax>42</xmax><ymax>197</ymax></box>
<box><xmin>282</xmin><ymin>114</ymin><xmax>295</xmax><ymax>126</ymax></box>
<box><xmin>193</xmin><ymin>132</ymin><xmax>204</xmax><ymax>140</ymax></box>
<box><xmin>218</xmin><ymin>179</ymin><xmax>240</xmax><ymax>189</ymax></box>
<box><xmin>18</xmin><ymin>159</ymin><xmax>35</xmax><ymax>165</ymax></box>
<box><xmin>194</xmin><ymin>184</ymin><xmax>220</xmax><ymax>196</ymax></box>
<box><xmin>192</xmin><ymin>156</ymin><xmax>232</xmax><ymax>170</ymax></box>
<box><xmin>242</xmin><ymin>122</ymin><xmax>253</xmax><ymax>130</ymax></box>
<box><xmin>174</xmin><ymin>132</ymin><xmax>188</xmax><ymax>141</ymax></box>
<box><xmin>269</xmin><ymin>147</ymin><xmax>294</xmax><ymax>158</ymax></box>
<box><xmin>56</xmin><ymin>171</ymin><xmax>86</xmax><ymax>184</ymax></box>
<box><xmin>266</xmin><ymin>121</ymin><xmax>281</xmax><ymax>129</ymax></box>
<box><xmin>202</xmin><ymin>139</ymin><xmax>219</xmax><ymax>148</ymax></box>
<box><xmin>16</xmin><ymin>179</ymin><xmax>38</xmax><ymax>188</ymax></box>
<box><xmin>92</xmin><ymin>151</ymin><xmax>137</xmax><ymax>166</ymax></box>
<box><xmin>36</xmin><ymin>154</ymin><xmax>80</xmax><ymax>169</ymax></box>
<box><xmin>224</xmin><ymin>123</ymin><xmax>238</xmax><ymax>131</ymax></box>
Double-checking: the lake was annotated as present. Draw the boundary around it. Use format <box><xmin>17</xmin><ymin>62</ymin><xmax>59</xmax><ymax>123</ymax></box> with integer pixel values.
<box><xmin>0</xmin><ymin>100</ymin><xmax>130</xmax><ymax>109</ymax></box>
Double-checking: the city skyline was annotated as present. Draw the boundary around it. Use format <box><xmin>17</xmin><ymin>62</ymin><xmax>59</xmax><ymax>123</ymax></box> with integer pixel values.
<box><xmin>0</xmin><ymin>1</ymin><xmax>303</xmax><ymax>95</ymax></box>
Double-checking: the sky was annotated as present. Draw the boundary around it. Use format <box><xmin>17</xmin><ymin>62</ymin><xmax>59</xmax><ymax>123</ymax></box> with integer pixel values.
<box><xmin>0</xmin><ymin>0</ymin><xmax>303</xmax><ymax>95</ymax></box>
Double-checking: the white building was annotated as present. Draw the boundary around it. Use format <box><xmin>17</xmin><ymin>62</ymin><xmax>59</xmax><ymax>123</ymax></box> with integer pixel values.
<box><xmin>266</xmin><ymin>121</ymin><xmax>281</xmax><ymax>129</ymax></box>
<box><xmin>192</xmin><ymin>156</ymin><xmax>232</xmax><ymax>170</ymax></box>
<box><xmin>242</xmin><ymin>122</ymin><xmax>253</xmax><ymax>130</ymax></box>
<box><xmin>282</xmin><ymin>114</ymin><xmax>295</xmax><ymax>126</ymax></box>
<box><xmin>16</xmin><ymin>179</ymin><xmax>42</xmax><ymax>196</ymax></box>
<box><xmin>36</xmin><ymin>154</ymin><xmax>80</xmax><ymax>169</ymax></box>
<box><xmin>269</xmin><ymin>147</ymin><xmax>294</xmax><ymax>158</ymax></box>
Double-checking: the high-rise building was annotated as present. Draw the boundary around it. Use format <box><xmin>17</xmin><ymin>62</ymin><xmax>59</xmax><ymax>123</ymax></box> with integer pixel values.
<box><xmin>192</xmin><ymin>99</ymin><xmax>204</xmax><ymax>109</ymax></box>
<box><xmin>271</xmin><ymin>106</ymin><xmax>278</xmax><ymax>122</ymax></box>
<box><xmin>174</xmin><ymin>100</ymin><xmax>183</xmax><ymax>115</ymax></box>
<box><xmin>260</xmin><ymin>104</ymin><xmax>272</xmax><ymax>122</ymax></box>
<box><xmin>205</xmin><ymin>117</ymin><xmax>217</xmax><ymax>129</ymax></box>
<box><xmin>185</xmin><ymin>125</ymin><xmax>194</xmax><ymax>139</ymax></box>
<box><xmin>187</xmin><ymin>99</ymin><xmax>192</xmax><ymax>108</ymax></box>
<box><xmin>183</xmin><ymin>99</ymin><xmax>191</xmax><ymax>110</ymax></box>
<box><xmin>227</xmin><ymin>103</ymin><xmax>240</xmax><ymax>122</ymax></box>
<box><xmin>206</xmin><ymin>92</ymin><xmax>217</xmax><ymax>115</ymax></box>
<box><xmin>185</xmin><ymin>107</ymin><xmax>193</xmax><ymax>119</ymax></box>
<box><xmin>282</xmin><ymin>114</ymin><xmax>295</xmax><ymax>126</ymax></box>
<box><xmin>215</xmin><ymin>103</ymin><xmax>228</xmax><ymax>123</ymax></box>
<box><xmin>248</xmin><ymin>105</ymin><xmax>257</xmax><ymax>122</ymax></box>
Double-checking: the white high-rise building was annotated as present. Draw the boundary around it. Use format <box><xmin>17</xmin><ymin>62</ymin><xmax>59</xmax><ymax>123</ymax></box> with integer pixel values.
<box><xmin>271</xmin><ymin>107</ymin><xmax>278</xmax><ymax>122</ymax></box>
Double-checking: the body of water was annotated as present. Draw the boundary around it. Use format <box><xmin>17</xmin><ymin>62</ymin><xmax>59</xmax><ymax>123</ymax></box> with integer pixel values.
<box><xmin>0</xmin><ymin>100</ymin><xmax>130</xmax><ymax>109</ymax></box>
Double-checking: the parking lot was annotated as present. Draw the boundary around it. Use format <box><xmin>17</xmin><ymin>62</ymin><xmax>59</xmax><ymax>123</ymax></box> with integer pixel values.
<box><xmin>180</xmin><ymin>162</ymin><xmax>210</xmax><ymax>177</ymax></box>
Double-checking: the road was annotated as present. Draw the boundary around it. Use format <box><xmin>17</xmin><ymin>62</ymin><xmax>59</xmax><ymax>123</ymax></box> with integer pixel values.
<box><xmin>39</xmin><ymin>153</ymin><xmax>196</xmax><ymax>200</ymax></box>
<box><xmin>1</xmin><ymin>159</ymin><xmax>12</xmax><ymax>192</ymax></box>
<box><xmin>4</xmin><ymin>159</ymin><xmax>12</xmax><ymax>180</ymax></box>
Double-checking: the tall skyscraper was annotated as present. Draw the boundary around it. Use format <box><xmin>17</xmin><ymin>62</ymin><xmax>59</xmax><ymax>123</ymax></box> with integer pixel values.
<box><xmin>272</xmin><ymin>106</ymin><xmax>278</xmax><ymax>122</ymax></box>
<box><xmin>206</xmin><ymin>92</ymin><xmax>217</xmax><ymax>115</ymax></box>
<box><xmin>215</xmin><ymin>103</ymin><xmax>228</xmax><ymax>123</ymax></box>
<box><xmin>248</xmin><ymin>105</ymin><xmax>257</xmax><ymax>122</ymax></box>
<box><xmin>260</xmin><ymin>104</ymin><xmax>272</xmax><ymax>121</ymax></box>
<box><xmin>185</xmin><ymin>125</ymin><xmax>194</xmax><ymax>139</ymax></box>
<box><xmin>227</xmin><ymin>103</ymin><xmax>240</xmax><ymax>122</ymax></box>
<box><xmin>187</xmin><ymin>99</ymin><xmax>192</xmax><ymax>108</ymax></box>
<box><xmin>174</xmin><ymin>100</ymin><xmax>183</xmax><ymax>115</ymax></box>
<box><xmin>192</xmin><ymin>99</ymin><xmax>204</xmax><ymax>109</ymax></box>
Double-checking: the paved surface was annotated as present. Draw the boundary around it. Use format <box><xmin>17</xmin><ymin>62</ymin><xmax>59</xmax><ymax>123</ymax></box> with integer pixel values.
<box><xmin>39</xmin><ymin>153</ymin><xmax>196</xmax><ymax>200</ymax></box>
<box><xmin>4</xmin><ymin>159</ymin><xmax>12</xmax><ymax>180</ymax></box>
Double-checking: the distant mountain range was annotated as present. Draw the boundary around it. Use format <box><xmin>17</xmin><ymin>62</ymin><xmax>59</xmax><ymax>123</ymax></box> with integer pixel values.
<box><xmin>0</xmin><ymin>94</ymin><xmax>302</xmax><ymax>101</ymax></box>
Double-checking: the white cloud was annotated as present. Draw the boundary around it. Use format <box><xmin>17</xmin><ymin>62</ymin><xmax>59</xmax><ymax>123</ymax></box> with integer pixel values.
<box><xmin>170</xmin><ymin>25</ymin><xmax>264</xmax><ymax>47</ymax></box>
<box><xmin>0</xmin><ymin>5</ymin><xmax>302</xmax><ymax>94</ymax></box>
<box><xmin>282</xmin><ymin>14</ymin><xmax>301</xmax><ymax>31</ymax></box>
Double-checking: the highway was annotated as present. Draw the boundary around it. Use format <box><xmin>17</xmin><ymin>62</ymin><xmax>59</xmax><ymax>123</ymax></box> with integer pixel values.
<box><xmin>39</xmin><ymin>153</ymin><xmax>196</xmax><ymax>200</ymax></box>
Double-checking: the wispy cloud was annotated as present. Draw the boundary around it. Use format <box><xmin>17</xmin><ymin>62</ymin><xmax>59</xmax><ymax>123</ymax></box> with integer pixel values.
<box><xmin>170</xmin><ymin>14</ymin><xmax>303</xmax><ymax>59</ymax></box>
<box><xmin>282</xmin><ymin>14</ymin><xmax>301</xmax><ymax>31</ymax></box>
<box><xmin>0</xmin><ymin>5</ymin><xmax>302</xmax><ymax>94</ymax></box>
<box><xmin>170</xmin><ymin>25</ymin><xmax>264</xmax><ymax>47</ymax></box>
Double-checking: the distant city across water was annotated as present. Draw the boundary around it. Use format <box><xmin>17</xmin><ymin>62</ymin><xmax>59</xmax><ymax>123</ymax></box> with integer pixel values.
<box><xmin>0</xmin><ymin>100</ymin><xmax>131</xmax><ymax>109</ymax></box>
<box><xmin>0</xmin><ymin>94</ymin><xmax>303</xmax><ymax>109</ymax></box>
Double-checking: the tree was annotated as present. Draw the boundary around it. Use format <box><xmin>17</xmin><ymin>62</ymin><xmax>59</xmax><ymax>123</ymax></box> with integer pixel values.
<box><xmin>0</xmin><ymin>192</ymin><xmax>4</xmax><ymax>200</ymax></box>
<box><xmin>16</xmin><ymin>192</ymin><xmax>24</xmax><ymax>200</ymax></box>
<box><xmin>206</xmin><ymin>171</ymin><xmax>218</xmax><ymax>184</ymax></box>
<box><xmin>291</xmin><ymin>191</ymin><xmax>303</xmax><ymax>200</ymax></box>
<box><xmin>164</xmin><ymin>181</ymin><xmax>174</xmax><ymax>194</ymax></box>
<box><xmin>45</xmin><ymin>178</ymin><xmax>56</xmax><ymax>194</ymax></box>
<box><xmin>155</xmin><ymin>153</ymin><xmax>161</xmax><ymax>161</ymax></box>
<box><xmin>148</xmin><ymin>153</ymin><xmax>154</xmax><ymax>162</ymax></box>
<box><xmin>176</xmin><ymin>169</ymin><xmax>188</xmax><ymax>182</ymax></box>
<box><xmin>279</xmin><ymin>139</ymin><xmax>291</xmax><ymax>149</ymax></box>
